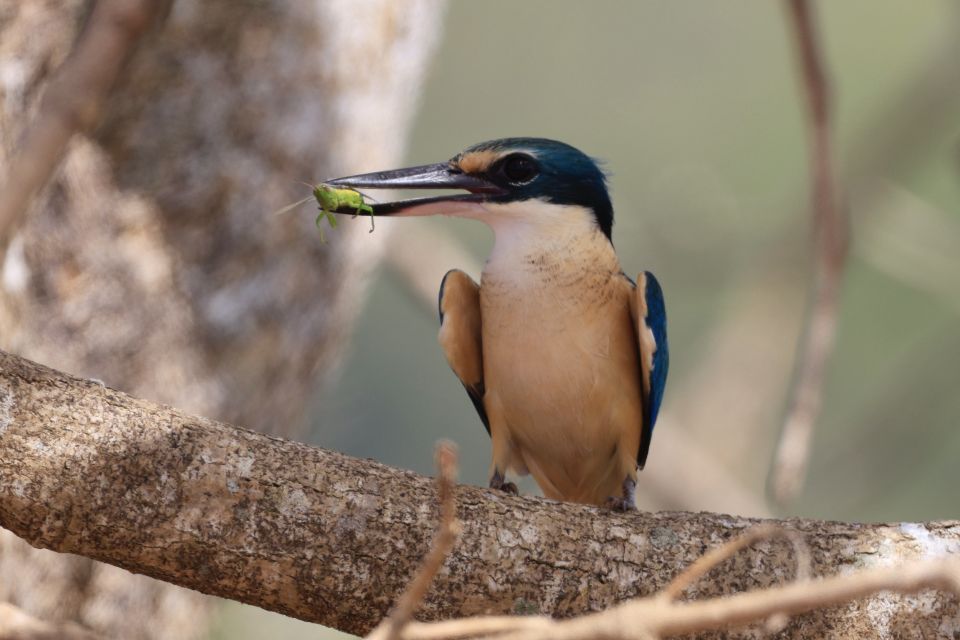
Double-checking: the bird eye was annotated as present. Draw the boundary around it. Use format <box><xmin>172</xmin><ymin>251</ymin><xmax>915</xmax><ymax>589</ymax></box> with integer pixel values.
<box><xmin>499</xmin><ymin>154</ymin><xmax>539</xmax><ymax>185</ymax></box>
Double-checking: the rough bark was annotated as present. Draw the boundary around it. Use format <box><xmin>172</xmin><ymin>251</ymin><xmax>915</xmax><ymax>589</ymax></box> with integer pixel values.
<box><xmin>1</xmin><ymin>350</ymin><xmax>958</xmax><ymax>639</ymax></box>
<box><xmin>0</xmin><ymin>1</ymin><xmax>446</xmax><ymax>637</ymax></box>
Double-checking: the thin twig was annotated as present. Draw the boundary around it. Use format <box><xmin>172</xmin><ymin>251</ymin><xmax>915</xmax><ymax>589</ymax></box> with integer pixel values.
<box><xmin>647</xmin><ymin>558</ymin><xmax>960</xmax><ymax>638</ymax></box>
<box><xmin>661</xmin><ymin>524</ymin><xmax>811</xmax><ymax>601</ymax></box>
<box><xmin>368</xmin><ymin>441</ymin><xmax>462</xmax><ymax>640</ymax></box>
<box><xmin>399</xmin><ymin>558</ymin><xmax>960</xmax><ymax>640</ymax></box>
<box><xmin>391</xmin><ymin>525</ymin><xmax>958</xmax><ymax>640</ymax></box>
<box><xmin>401</xmin><ymin>617</ymin><xmax>553</xmax><ymax>640</ymax></box>
<box><xmin>770</xmin><ymin>0</ymin><xmax>850</xmax><ymax>505</ymax></box>
<box><xmin>0</xmin><ymin>0</ymin><xmax>169</xmax><ymax>257</ymax></box>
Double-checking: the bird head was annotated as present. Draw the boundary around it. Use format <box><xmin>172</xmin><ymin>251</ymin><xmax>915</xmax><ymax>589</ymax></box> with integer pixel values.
<box><xmin>327</xmin><ymin>138</ymin><xmax>614</xmax><ymax>240</ymax></box>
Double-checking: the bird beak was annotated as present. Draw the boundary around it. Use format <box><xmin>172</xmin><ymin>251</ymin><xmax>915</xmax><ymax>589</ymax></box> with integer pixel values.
<box><xmin>326</xmin><ymin>162</ymin><xmax>505</xmax><ymax>216</ymax></box>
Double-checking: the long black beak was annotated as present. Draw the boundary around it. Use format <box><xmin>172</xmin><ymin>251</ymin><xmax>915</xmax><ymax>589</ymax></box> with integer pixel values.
<box><xmin>326</xmin><ymin>162</ymin><xmax>505</xmax><ymax>215</ymax></box>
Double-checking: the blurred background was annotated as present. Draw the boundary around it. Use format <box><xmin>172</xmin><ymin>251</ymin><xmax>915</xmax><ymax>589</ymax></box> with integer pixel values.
<box><xmin>1</xmin><ymin>1</ymin><xmax>958</xmax><ymax>639</ymax></box>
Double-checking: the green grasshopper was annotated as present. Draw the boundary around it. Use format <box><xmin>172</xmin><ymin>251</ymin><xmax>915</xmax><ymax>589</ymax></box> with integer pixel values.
<box><xmin>273</xmin><ymin>184</ymin><xmax>376</xmax><ymax>243</ymax></box>
<box><xmin>313</xmin><ymin>184</ymin><xmax>375</xmax><ymax>242</ymax></box>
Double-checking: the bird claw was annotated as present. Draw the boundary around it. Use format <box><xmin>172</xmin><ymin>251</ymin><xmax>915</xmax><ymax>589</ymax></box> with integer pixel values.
<box><xmin>605</xmin><ymin>476</ymin><xmax>638</xmax><ymax>511</ymax></box>
<box><xmin>489</xmin><ymin>470</ymin><xmax>519</xmax><ymax>496</ymax></box>
<box><xmin>499</xmin><ymin>481</ymin><xmax>519</xmax><ymax>495</ymax></box>
<box><xmin>604</xmin><ymin>495</ymin><xmax>636</xmax><ymax>512</ymax></box>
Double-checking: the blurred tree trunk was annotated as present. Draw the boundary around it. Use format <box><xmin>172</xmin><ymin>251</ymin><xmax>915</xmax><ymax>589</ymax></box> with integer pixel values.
<box><xmin>0</xmin><ymin>1</ymin><xmax>446</xmax><ymax>638</ymax></box>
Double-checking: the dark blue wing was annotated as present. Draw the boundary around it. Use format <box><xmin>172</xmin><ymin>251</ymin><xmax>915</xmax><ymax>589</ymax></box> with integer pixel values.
<box><xmin>635</xmin><ymin>271</ymin><xmax>669</xmax><ymax>469</ymax></box>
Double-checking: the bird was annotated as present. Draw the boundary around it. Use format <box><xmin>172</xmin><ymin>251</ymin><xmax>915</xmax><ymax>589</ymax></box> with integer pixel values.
<box><xmin>327</xmin><ymin>138</ymin><xmax>668</xmax><ymax>510</ymax></box>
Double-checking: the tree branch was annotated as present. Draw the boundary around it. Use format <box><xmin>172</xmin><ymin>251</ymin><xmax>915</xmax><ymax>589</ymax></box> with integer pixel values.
<box><xmin>771</xmin><ymin>0</ymin><xmax>851</xmax><ymax>505</ymax></box>
<box><xmin>1</xmin><ymin>349</ymin><xmax>958</xmax><ymax>637</ymax></box>
<box><xmin>0</xmin><ymin>0</ymin><xmax>170</xmax><ymax>257</ymax></box>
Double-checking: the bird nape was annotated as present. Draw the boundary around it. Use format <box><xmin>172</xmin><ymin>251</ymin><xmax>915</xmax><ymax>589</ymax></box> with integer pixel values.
<box><xmin>328</xmin><ymin>138</ymin><xmax>668</xmax><ymax>510</ymax></box>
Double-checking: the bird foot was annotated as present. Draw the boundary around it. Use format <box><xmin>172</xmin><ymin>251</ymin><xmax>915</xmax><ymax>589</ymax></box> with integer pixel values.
<box><xmin>604</xmin><ymin>476</ymin><xmax>638</xmax><ymax>511</ymax></box>
<box><xmin>499</xmin><ymin>482</ymin><xmax>519</xmax><ymax>495</ymax></box>
<box><xmin>489</xmin><ymin>470</ymin><xmax>519</xmax><ymax>495</ymax></box>
<box><xmin>604</xmin><ymin>495</ymin><xmax>636</xmax><ymax>511</ymax></box>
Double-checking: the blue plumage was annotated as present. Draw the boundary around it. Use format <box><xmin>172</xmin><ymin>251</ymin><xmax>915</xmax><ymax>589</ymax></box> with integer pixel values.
<box><xmin>637</xmin><ymin>270</ymin><xmax>669</xmax><ymax>469</ymax></box>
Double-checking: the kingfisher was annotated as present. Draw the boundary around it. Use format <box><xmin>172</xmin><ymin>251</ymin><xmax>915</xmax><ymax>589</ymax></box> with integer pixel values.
<box><xmin>328</xmin><ymin>138</ymin><xmax>668</xmax><ymax>510</ymax></box>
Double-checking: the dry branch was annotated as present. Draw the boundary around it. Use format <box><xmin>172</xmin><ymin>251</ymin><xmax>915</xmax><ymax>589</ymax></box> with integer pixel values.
<box><xmin>392</xmin><ymin>527</ymin><xmax>958</xmax><ymax>640</ymax></box>
<box><xmin>0</xmin><ymin>0</ymin><xmax>169</xmax><ymax>256</ymax></box>
<box><xmin>368</xmin><ymin>443</ymin><xmax>462</xmax><ymax>640</ymax></box>
<box><xmin>401</xmin><ymin>558</ymin><xmax>960</xmax><ymax>640</ymax></box>
<box><xmin>674</xmin><ymin>13</ymin><xmax>960</xmax><ymax>519</ymax></box>
<box><xmin>771</xmin><ymin>0</ymin><xmax>851</xmax><ymax>505</ymax></box>
<box><xmin>660</xmin><ymin>524</ymin><xmax>810</xmax><ymax>601</ymax></box>
<box><xmin>1</xmin><ymin>349</ymin><xmax>959</xmax><ymax>637</ymax></box>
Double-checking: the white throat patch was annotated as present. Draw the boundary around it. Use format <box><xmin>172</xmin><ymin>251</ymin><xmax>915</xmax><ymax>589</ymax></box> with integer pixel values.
<box><xmin>479</xmin><ymin>199</ymin><xmax>603</xmax><ymax>266</ymax></box>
